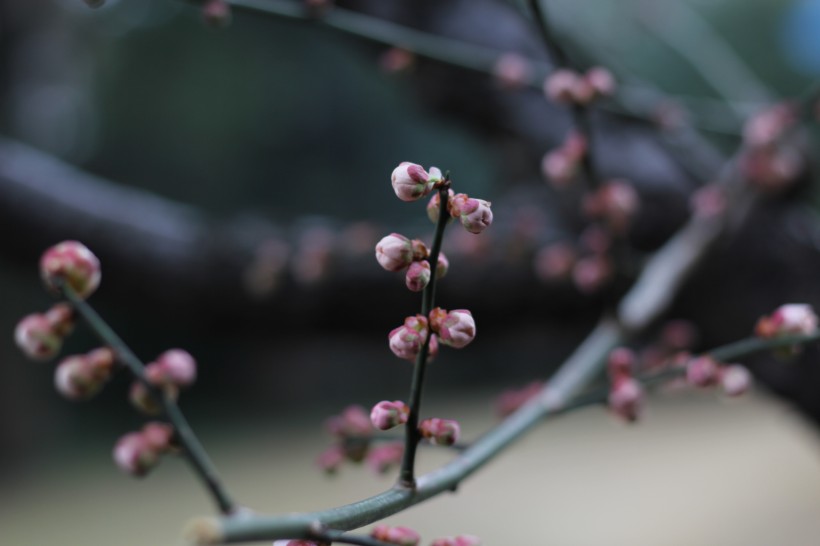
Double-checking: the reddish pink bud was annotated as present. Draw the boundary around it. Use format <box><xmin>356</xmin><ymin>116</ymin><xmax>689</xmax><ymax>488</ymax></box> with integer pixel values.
<box><xmin>534</xmin><ymin>243</ymin><xmax>576</xmax><ymax>282</ymax></box>
<box><xmin>719</xmin><ymin>365</ymin><xmax>753</xmax><ymax>397</ymax></box>
<box><xmin>388</xmin><ymin>315</ymin><xmax>429</xmax><ymax>361</ymax></box>
<box><xmin>450</xmin><ymin>194</ymin><xmax>493</xmax><ymax>234</ymax></box>
<box><xmin>325</xmin><ymin>405</ymin><xmax>372</xmax><ymax>438</ymax></box>
<box><xmin>316</xmin><ymin>444</ymin><xmax>345</xmax><ymax>474</ymax></box>
<box><xmin>563</xmin><ymin>132</ymin><xmax>588</xmax><ymax>161</ymax></box>
<box><xmin>544</xmin><ymin>69</ymin><xmax>581</xmax><ymax>104</ymax></box>
<box><xmin>129</xmin><ymin>381</ymin><xmax>173</xmax><ymax>416</ymax></box>
<box><xmin>742</xmin><ymin>147</ymin><xmax>802</xmax><ymax>192</ymax></box>
<box><xmin>405</xmin><ymin>261</ymin><xmax>431</xmax><ymax>292</ymax></box>
<box><xmin>428</xmin><ymin>333</ymin><xmax>439</xmax><ymax>362</ymax></box>
<box><xmin>54</xmin><ymin>355</ymin><xmax>109</xmax><ymax>400</ymax></box>
<box><xmin>743</xmin><ymin>103</ymin><xmax>794</xmax><ymax>149</ymax></box>
<box><xmin>380</xmin><ymin>47</ymin><xmax>415</xmax><ymax>74</ymax></box>
<box><xmin>493</xmin><ymin>53</ymin><xmax>532</xmax><ymax>89</ymax></box>
<box><xmin>661</xmin><ymin>320</ymin><xmax>699</xmax><ymax>351</ymax></box>
<box><xmin>86</xmin><ymin>347</ymin><xmax>116</xmax><ymax>371</ymax></box>
<box><xmin>15</xmin><ymin>313</ymin><xmax>62</xmax><ymax>360</ymax></box>
<box><xmin>44</xmin><ymin>303</ymin><xmax>75</xmax><ymax>337</ymax></box>
<box><xmin>419</xmin><ymin>417</ymin><xmax>461</xmax><ymax>446</ymax></box>
<box><xmin>495</xmin><ymin>381</ymin><xmax>544</xmax><ymax>418</ymax></box>
<box><xmin>570</xmin><ymin>77</ymin><xmax>595</xmax><ymax>105</ymax></box>
<box><xmin>40</xmin><ymin>241</ymin><xmax>101</xmax><ymax>299</ymax></box>
<box><xmin>434</xmin><ymin>252</ymin><xmax>449</xmax><ymax>279</ymax></box>
<box><xmin>585</xmin><ymin>66</ymin><xmax>616</xmax><ymax>98</ymax></box>
<box><xmin>686</xmin><ymin>355</ymin><xmax>720</xmax><ymax>388</ymax></box>
<box><xmin>372</xmin><ymin>525</ymin><xmax>421</xmax><ymax>546</ymax></box>
<box><xmin>689</xmin><ymin>185</ymin><xmax>726</xmax><ymax>218</ymax></box>
<box><xmin>608</xmin><ymin>377</ymin><xmax>644</xmax><ymax>423</ymax></box>
<box><xmin>756</xmin><ymin>303</ymin><xmax>819</xmax><ymax>338</ymax></box>
<box><xmin>156</xmin><ymin>349</ymin><xmax>197</xmax><ymax>388</ymax></box>
<box><xmin>608</xmin><ymin>347</ymin><xmax>636</xmax><ymax>380</ymax></box>
<box><xmin>541</xmin><ymin>149</ymin><xmax>578</xmax><ymax>187</ymax></box>
<box><xmin>391</xmin><ymin>162</ymin><xmax>432</xmax><ymax>202</ymax></box>
<box><xmin>432</xmin><ymin>536</ymin><xmax>482</xmax><ymax>546</ymax></box>
<box><xmin>370</xmin><ymin>400</ymin><xmax>409</xmax><ymax>430</ymax></box>
<box><xmin>376</xmin><ymin>233</ymin><xmax>414</xmax><ymax>272</ymax></box>
<box><xmin>572</xmin><ymin>254</ymin><xmax>612</xmax><ymax>294</ymax></box>
<box><xmin>202</xmin><ymin>0</ymin><xmax>231</xmax><ymax>26</ymax></box>
<box><xmin>284</xmin><ymin>541</ymin><xmax>329</xmax><ymax>546</ymax></box>
<box><xmin>433</xmin><ymin>309</ymin><xmax>476</xmax><ymax>349</ymax></box>
<box><xmin>113</xmin><ymin>432</ymin><xmax>159</xmax><ymax>477</ymax></box>
<box><xmin>365</xmin><ymin>442</ymin><xmax>404</xmax><ymax>474</ymax></box>
<box><xmin>141</xmin><ymin>422</ymin><xmax>174</xmax><ymax>452</ymax></box>
<box><xmin>427</xmin><ymin>189</ymin><xmax>455</xmax><ymax>224</ymax></box>
<box><xmin>583</xmin><ymin>180</ymin><xmax>640</xmax><ymax>234</ymax></box>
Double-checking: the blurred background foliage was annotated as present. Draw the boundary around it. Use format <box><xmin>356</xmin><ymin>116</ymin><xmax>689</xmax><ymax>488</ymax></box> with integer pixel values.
<box><xmin>2</xmin><ymin>1</ymin><xmax>820</xmax><ymax>544</ymax></box>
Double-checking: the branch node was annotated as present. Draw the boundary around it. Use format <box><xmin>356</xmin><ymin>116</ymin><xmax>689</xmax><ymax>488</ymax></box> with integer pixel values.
<box><xmin>183</xmin><ymin>517</ymin><xmax>223</xmax><ymax>545</ymax></box>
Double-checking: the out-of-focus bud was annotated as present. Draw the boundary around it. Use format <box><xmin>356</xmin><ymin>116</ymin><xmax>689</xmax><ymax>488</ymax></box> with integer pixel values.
<box><xmin>541</xmin><ymin>149</ymin><xmax>577</xmax><ymax>188</ymax></box>
<box><xmin>689</xmin><ymin>185</ymin><xmax>726</xmax><ymax>219</ymax></box>
<box><xmin>40</xmin><ymin>241</ymin><xmax>101</xmax><ymax>299</ymax></box>
<box><xmin>585</xmin><ymin>66</ymin><xmax>616</xmax><ymax>98</ymax></box>
<box><xmin>534</xmin><ymin>243</ymin><xmax>576</xmax><ymax>282</ymax></box>
<box><xmin>427</xmin><ymin>189</ymin><xmax>454</xmax><ymax>224</ymax></box>
<box><xmin>202</xmin><ymin>0</ymin><xmax>231</xmax><ymax>27</ymax></box>
<box><xmin>431</xmin><ymin>308</ymin><xmax>476</xmax><ymax>349</ymax></box>
<box><xmin>719</xmin><ymin>365</ymin><xmax>753</xmax><ymax>397</ymax></box>
<box><xmin>316</xmin><ymin>444</ymin><xmax>345</xmax><ymax>474</ymax></box>
<box><xmin>129</xmin><ymin>381</ymin><xmax>171</xmax><ymax>416</ymax></box>
<box><xmin>742</xmin><ymin>147</ymin><xmax>803</xmax><ymax>192</ymax></box>
<box><xmin>660</xmin><ymin>320</ymin><xmax>699</xmax><ymax>351</ymax></box>
<box><xmin>376</xmin><ymin>233</ymin><xmax>414</xmax><ymax>272</ymax></box>
<box><xmin>391</xmin><ymin>162</ymin><xmax>432</xmax><ymax>202</ymax></box>
<box><xmin>388</xmin><ymin>315</ymin><xmax>429</xmax><ymax>360</ymax></box>
<box><xmin>743</xmin><ymin>103</ymin><xmax>794</xmax><ymax>149</ymax></box>
<box><xmin>493</xmin><ymin>53</ymin><xmax>532</xmax><ymax>89</ymax></box>
<box><xmin>15</xmin><ymin>313</ymin><xmax>62</xmax><ymax>360</ymax></box>
<box><xmin>370</xmin><ymin>400</ymin><xmax>410</xmax><ymax>430</ymax></box>
<box><xmin>495</xmin><ymin>381</ymin><xmax>544</xmax><ymax>418</ymax></box>
<box><xmin>579</xmin><ymin>224</ymin><xmax>612</xmax><ymax>255</ymax></box>
<box><xmin>141</xmin><ymin>422</ymin><xmax>175</xmax><ymax>453</ymax></box>
<box><xmin>607</xmin><ymin>347</ymin><xmax>636</xmax><ymax>380</ymax></box>
<box><xmin>372</xmin><ymin>525</ymin><xmax>421</xmax><ymax>546</ymax></box>
<box><xmin>755</xmin><ymin>303</ymin><xmax>819</xmax><ymax>338</ymax></box>
<box><xmin>87</xmin><ymin>347</ymin><xmax>116</xmax><ymax>370</ymax></box>
<box><xmin>405</xmin><ymin>261</ymin><xmax>431</xmax><ymax>292</ymax></box>
<box><xmin>608</xmin><ymin>377</ymin><xmax>644</xmax><ymax>423</ymax></box>
<box><xmin>380</xmin><ymin>47</ymin><xmax>415</xmax><ymax>74</ymax></box>
<box><xmin>544</xmin><ymin>69</ymin><xmax>581</xmax><ymax>104</ymax></box>
<box><xmin>54</xmin><ymin>356</ymin><xmax>103</xmax><ymax>400</ymax></box>
<box><xmin>419</xmin><ymin>417</ymin><xmax>461</xmax><ymax>446</ymax></box>
<box><xmin>450</xmin><ymin>194</ymin><xmax>493</xmax><ymax>234</ymax></box>
<box><xmin>44</xmin><ymin>303</ymin><xmax>75</xmax><ymax>337</ymax></box>
<box><xmin>582</xmin><ymin>180</ymin><xmax>640</xmax><ymax>235</ymax></box>
<box><xmin>428</xmin><ymin>167</ymin><xmax>444</xmax><ymax>185</ymax></box>
<box><xmin>152</xmin><ymin>349</ymin><xmax>198</xmax><ymax>388</ymax></box>
<box><xmin>434</xmin><ymin>252</ymin><xmax>449</xmax><ymax>279</ymax></box>
<box><xmin>572</xmin><ymin>254</ymin><xmax>612</xmax><ymax>294</ymax></box>
<box><xmin>431</xmin><ymin>536</ymin><xmax>482</xmax><ymax>546</ymax></box>
<box><xmin>325</xmin><ymin>405</ymin><xmax>373</xmax><ymax>438</ymax></box>
<box><xmin>428</xmin><ymin>333</ymin><xmax>439</xmax><ymax>362</ymax></box>
<box><xmin>365</xmin><ymin>442</ymin><xmax>404</xmax><ymax>474</ymax></box>
<box><xmin>686</xmin><ymin>355</ymin><xmax>719</xmax><ymax>387</ymax></box>
<box><xmin>113</xmin><ymin>432</ymin><xmax>159</xmax><ymax>477</ymax></box>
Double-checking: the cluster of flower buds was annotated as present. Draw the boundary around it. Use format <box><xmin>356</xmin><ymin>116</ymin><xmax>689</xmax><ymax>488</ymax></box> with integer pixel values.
<box><xmin>371</xmin><ymin>525</ymin><xmax>421</xmax><ymax>546</ymax></box>
<box><xmin>202</xmin><ymin>0</ymin><xmax>231</xmax><ymax>26</ymax></box>
<box><xmin>419</xmin><ymin>417</ymin><xmax>461</xmax><ymax>446</ymax></box>
<box><xmin>371</xmin><ymin>400</ymin><xmax>409</xmax><ymax>430</ymax></box>
<box><xmin>440</xmin><ymin>193</ymin><xmax>494</xmax><ymax>235</ymax></box>
<box><xmin>544</xmin><ymin>67</ymin><xmax>615</xmax><ymax>106</ymax></box>
<box><xmin>431</xmin><ymin>535</ymin><xmax>481</xmax><ymax>546</ymax></box>
<box><xmin>684</xmin><ymin>355</ymin><xmax>753</xmax><ymax>397</ymax></box>
<box><xmin>130</xmin><ymin>349</ymin><xmax>198</xmax><ymax>415</ymax></box>
<box><xmin>55</xmin><ymin>347</ymin><xmax>116</xmax><ymax>400</ymax></box>
<box><xmin>741</xmin><ymin>103</ymin><xmax>802</xmax><ymax>192</ymax></box>
<box><xmin>388</xmin><ymin>315</ymin><xmax>438</xmax><ymax>361</ymax></box>
<box><xmin>541</xmin><ymin>132</ymin><xmax>587</xmax><ymax>188</ymax></box>
<box><xmin>15</xmin><ymin>303</ymin><xmax>75</xmax><ymax>360</ymax></box>
<box><xmin>533</xmin><ymin>229</ymin><xmax>613</xmax><ymax>294</ymax></box>
<box><xmin>376</xmin><ymin>234</ymin><xmax>448</xmax><ymax>292</ymax></box>
<box><xmin>388</xmin><ymin>308</ymin><xmax>476</xmax><ymax>361</ymax></box>
<box><xmin>607</xmin><ymin>348</ymin><xmax>644</xmax><ymax>423</ymax></box>
<box><xmin>113</xmin><ymin>422</ymin><xmax>175</xmax><ymax>477</ymax></box>
<box><xmin>755</xmin><ymin>303</ymin><xmax>819</xmax><ymax>339</ymax></box>
<box><xmin>582</xmin><ymin>179</ymin><xmax>640</xmax><ymax>236</ymax></box>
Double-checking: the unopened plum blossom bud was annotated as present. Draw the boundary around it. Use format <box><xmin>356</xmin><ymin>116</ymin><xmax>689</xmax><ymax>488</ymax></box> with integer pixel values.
<box><xmin>450</xmin><ymin>194</ymin><xmax>493</xmax><ymax>234</ymax></box>
<box><xmin>388</xmin><ymin>315</ymin><xmax>429</xmax><ymax>361</ymax></box>
<box><xmin>495</xmin><ymin>381</ymin><xmax>544</xmax><ymax>418</ymax></box>
<box><xmin>405</xmin><ymin>261</ymin><xmax>431</xmax><ymax>292</ymax></box>
<box><xmin>325</xmin><ymin>405</ymin><xmax>372</xmax><ymax>438</ymax></box>
<box><xmin>370</xmin><ymin>400</ymin><xmax>409</xmax><ymax>430</ymax></box>
<box><xmin>608</xmin><ymin>347</ymin><xmax>636</xmax><ymax>379</ymax></box>
<box><xmin>493</xmin><ymin>53</ymin><xmax>532</xmax><ymax>89</ymax></box>
<box><xmin>87</xmin><ymin>347</ymin><xmax>116</xmax><ymax>370</ymax></box>
<box><xmin>365</xmin><ymin>442</ymin><xmax>404</xmax><ymax>474</ymax></box>
<box><xmin>202</xmin><ymin>0</ymin><xmax>231</xmax><ymax>26</ymax></box>
<box><xmin>572</xmin><ymin>254</ymin><xmax>612</xmax><ymax>294</ymax></box>
<box><xmin>380</xmin><ymin>47</ymin><xmax>415</xmax><ymax>74</ymax></box>
<box><xmin>755</xmin><ymin>303</ymin><xmax>819</xmax><ymax>338</ymax></box>
<box><xmin>15</xmin><ymin>313</ymin><xmax>62</xmax><ymax>360</ymax></box>
<box><xmin>541</xmin><ymin>149</ymin><xmax>578</xmax><ymax>187</ymax></box>
<box><xmin>129</xmin><ymin>381</ymin><xmax>175</xmax><ymax>416</ymax></box>
<box><xmin>376</xmin><ymin>234</ymin><xmax>414</xmax><ymax>272</ymax></box>
<box><xmin>142</xmin><ymin>422</ymin><xmax>175</xmax><ymax>452</ymax></box>
<box><xmin>534</xmin><ymin>243</ymin><xmax>576</xmax><ymax>282</ymax></box>
<box><xmin>54</xmin><ymin>355</ymin><xmax>110</xmax><ymax>400</ymax></box>
<box><xmin>153</xmin><ymin>349</ymin><xmax>197</xmax><ymax>388</ymax></box>
<box><xmin>686</xmin><ymin>355</ymin><xmax>719</xmax><ymax>387</ymax></box>
<box><xmin>427</xmin><ymin>189</ymin><xmax>454</xmax><ymax>224</ymax></box>
<box><xmin>608</xmin><ymin>377</ymin><xmax>644</xmax><ymax>423</ymax></box>
<box><xmin>419</xmin><ymin>417</ymin><xmax>461</xmax><ymax>446</ymax></box>
<box><xmin>434</xmin><ymin>252</ymin><xmax>449</xmax><ymax>279</ymax></box>
<box><xmin>44</xmin><ymin>303</ymin><xmax>75</xmax><ymax>337</ymax></box>
<box><xmin>391</xmin><ymin>162</ymin><xmax>432</xmax><ymax>202</ymax></box>
<box><xmin>372</xmin><ymin>525</ymin><xmax>421</xmax><ymax>546</ymax></box>
<box><xmin>431</xmin><ymin>308</ymin><xmax>476</xmax><ymax>349</ymax></box>
<box><xmin>661</xmin><ymin>320</ymin><xmax>699</xmax><ymax>351</ymax></box>
<box><xmin>585</xmin><ymin>66</ymin><xmax>616</xmax><ymax>98</ymax></box>
<box><xmin>316</xmin><ymin>445</ymin><xmax>345</xmax><ymax>474</ymax></box>
<box><xmin>583</xmin><ymin>180</ymin><xmax>640</xmax><ymax>234</ymax></box>
<box><xmin>431</xmin><ymin>535</ymin><xmax>482</xmax><ymax>546</ymax></box>
<box><xmin>720</xmin><ymin>365</ymin><xmax>753</xmax><ymax>397</ymax></box>
<box><xmin>544</xmin><ymin>69</ymin><xmax>581</xmax><ymax>104</ymax></box>
<box><xmin>40</xmin><ymin>241</ymin><xmax>101</xmax><ymax>299</ymax></box>
<box><xmin>113</xmin><ymin>432</ymin><xmax>159</xmax><ymax>477</ymax></box>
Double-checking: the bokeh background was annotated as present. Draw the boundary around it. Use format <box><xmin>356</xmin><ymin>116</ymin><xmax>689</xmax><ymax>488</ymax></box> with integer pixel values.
<box><xmin>2</xmin><ymin>0</ymin><xmax>820</xmax><ymax>544</ymax></box>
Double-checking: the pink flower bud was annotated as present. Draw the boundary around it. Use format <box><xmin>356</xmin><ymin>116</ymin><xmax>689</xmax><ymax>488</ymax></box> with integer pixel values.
<box><xmin>405</xmin><ymin>261</ymin><xmax>431</xmax><ymax>292</ymax></box>
<box><xmin>316</xmin><ymin>445</ymin><xmax>345</xmax><ymax>474</ymax></box>
<box><xmin>325</xmin><ymin>405</ymin><xmax>373</xmax><ymax>438</ymax></box>
<box><xmin>585</xmin><ymin>66</ymin><xmax>616</xmax><ymax>98</ymax></box>
<box><xmin>44</xmin><ymin>303</ymin><xmax>75</xmax><ymax>337</ymax></box>
<box><xmin>428</xmin><ymin>167</ymin><xmax>444</xmax><ymax>185</ymax></box>
<box><xmin>495</xmin><ymin>381</ymin><xmax>544</xmax><ymax>418</ymax></box>
<box><xmin>608</xmin><ymin>377</ymin><xmax>644</xmax><ymax>423</ymax></box>
<box><xmin>432</xmin><ymin>536</ymin><xmax>482</xmax><ymax>546</ymax></box>
<box><xmin>419</xmin><ymin>417</ymin><xmax>461</xmax><ymax>446</ymax></box>
<box><xmin>494</xmin><ymin>53</ymin><xmax>532</xmax><ymax>89</ymax></box>
<box><xmin>450</xmin><ymin>194</ymin><xmax>493</xmax><ymax>234</ymax></box>
<box><xmin>661</xmin><ymin>320</ymin><xmax>699</xmax><ymax>351</ymax></box>
<box><xmin>434</xmin><ymin>252</ymin><xmax>449</xmax><ymax>279</ymax></box>
<box><xmin>155</xmin><ymin>349</ymin><xmax>197</xmax><ymax>388</ymax></box>
<box><xmin>87</xmin><ymin>347</ymin><xmax>116</xmax><ymax>371</ymax></box>
<box><xmin>388</xmin><ymin>315</ymin><xmax>429</xmax><ymax>360</ymax></box>
<box><xmin>202</xmin><ymin>0</ymin><xmax>231</xmax><ymax>27</ymax></box>
<box><xmin>743</xmin><ymin>103</ymin><xmax>793</xmax><ymax>149</ymax></box>
<box><xmin>370</xmin><ymin>400</ymin><xmax>409</xmax><ymax>430</ymax></box>
<box><xmin>40</xmin><ymin>241</ymin><xmax>101</xmax><ymax>299</ymax></box>
<box><xmin>141</xmin><ymin>422</ymin><xmax>175</xmax><ymax>452</ymax></box>
<box><xmin>720</xmin><ymin>365</ymin><xmax>753</xmax><ymax>397</ymax></box>
<box><xmin>572</xmin><ymin>254</ymin><xmax>612</xmax><ymax>294</ymax></box>
<box><xmin>686</xmin><ymin>355</ymin><xmax>719</xmax><ymax>388</ymax></box>
<box><xmin>379</xmin><ymin>47</ymin><xmax>415</xmax><ymax>74</ymax></box>
<box><xmin>129</xmin><ymin>381</ymin><xmax>174</xmax><ymax>416</ymax></box>
<box><xmin>15</xmin><ymin>313</ymin><xmax>62</xmax><ymax>360</ymax></box>
<box><xmin>54</xmin><ymin>355</ymin><xmax>108</xmax><ymax>400</ymax></box>
<box><xmin>690</xmin><ymin>185</ymin><xmax>726</xmax><ymax>218</ymax></box>
<box><xmin>583</xmin><ymin>180</ymin><xmax>640</xmax><ymax>234</ymax></box>
<box><xmin>376</xmin><ymin>233</ymin><xmax>414</xmax><ymax>272</ymax></box>
<box><xmin>391</xmin><ymin>162</ymin><xmax>432</xmax><ymax>202</ymax></box>
<box><xmin>365</xmin><ymin>442</ymin><xmax>404</xmax><ymax>474</ymax></box>
<box><xmin>534</xmin><ymin>243</ymin><xmax>576</xmax><ymax>282</ymax></box>
<box><xmin>427</xmin><ymin>189</ymin><xmax>454</xmax><ymax>224</ymax></box>
<box><xmin>113</xmin><ymin>432</ymin><xmax>159</xmax><ymax>477</ymax></box>
<box><xmin>541</xmin><ymin>149</ymin><xmax>578</xmax><ymax>187</ymax></box>
<box><xmin>756</xmin><ymin>303</ymin><xmax>819</xmax><ymax>338</ymax></box>
<box><xmin>607</xmin><ymin>347</ymin><xmax>635</xmax><ymax>380</ymax></box>
<box><xmin>432</xmin><ymin>309</ymin><xmax>476</xmax><ymax>349</ymax></box>
<box><xmin>372</xmin><ymin>525</ymin><xmax>421</xmax><ymax>546</ymax></box>
<box><xmin>544</xmin><ymin>69</ymin><xmax>581</xmax><ymax>104</ymax></box>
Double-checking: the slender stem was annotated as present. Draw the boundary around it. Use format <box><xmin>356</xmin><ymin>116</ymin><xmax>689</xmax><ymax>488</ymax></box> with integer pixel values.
<box><xmin>61</xmin><ymin>286</ymin><xmax>237</xmax><ymax>515</ymax></box>
<box><xmin>398</xmin><ymin>185</ymin><xmax>451</xmax><ymax>488</ymax></box>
